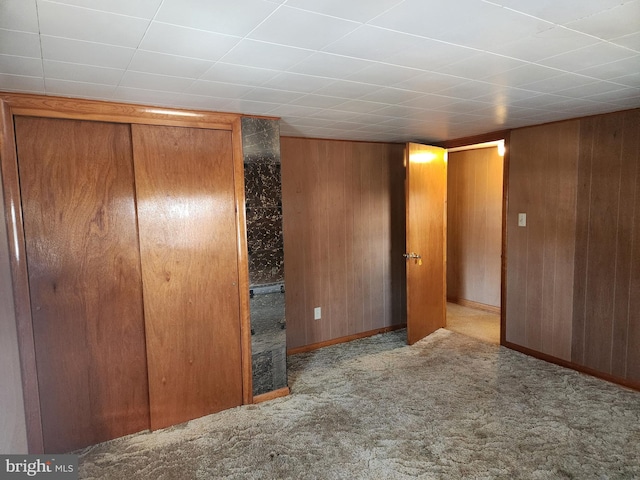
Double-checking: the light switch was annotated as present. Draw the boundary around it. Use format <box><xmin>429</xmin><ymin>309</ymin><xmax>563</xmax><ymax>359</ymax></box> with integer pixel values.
<box><xmin>314</xmin><ymin>307</ymin><xmax>321</xmax><ymax>320</ymax></box>
<box><xmin>518</xmin><ymin>213</ymin><xmax>527</xmax><ymax>227</ymax></box>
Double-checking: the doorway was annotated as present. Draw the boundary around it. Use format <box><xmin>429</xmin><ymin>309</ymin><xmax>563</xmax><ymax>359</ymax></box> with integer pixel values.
<box><xmin>445</xmin><ymin>140</ymin><xmax>505</xmax><ymax>345</ymax></box>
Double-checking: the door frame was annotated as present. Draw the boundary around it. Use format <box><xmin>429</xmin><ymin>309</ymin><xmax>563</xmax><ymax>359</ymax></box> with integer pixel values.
<box><xmin>438</xmin><ymin>130</ymin><xmax>510</xmax><ymax>346</ymax></box>
<box><xmin>0</xmin><ymin>93</ymin><xmax>255</xmax><ymax>453</ymax></box>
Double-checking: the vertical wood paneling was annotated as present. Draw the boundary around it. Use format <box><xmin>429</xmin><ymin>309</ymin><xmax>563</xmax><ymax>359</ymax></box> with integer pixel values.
<box><xmin>132</xmin><ymin>124</ymin><xmax>243</xmax><ymax>430</ymax></box>
<box><xmin>573</xmin><ymin>109</ymin><xmax>640</xmax><ymax>381</ymax></box>
<box><xmin>15</xmin><ymin>117</ymin><xmax>150</xmax><ymax>453</ymax></box>
<box><xmin>506</xmin><ymin>120</ymin><xmax>579</xmax><ymax>361</ymax></box>
<box><xmin>281</xmin><ymin>138</ymin><xmax>405</xmax><ymax>349</ymax></box>
<box><xmin>447</xmin><ymin>148</ymin><xmax>503</xmax><ymax>309</ymax></box>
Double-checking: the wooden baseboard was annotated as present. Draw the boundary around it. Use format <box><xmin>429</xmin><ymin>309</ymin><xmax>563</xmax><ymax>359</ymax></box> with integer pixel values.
<box><xmin>252</xmin><ymin>387</ymin><xmax>290</xmax><ymax>404</ymax></box>
<box><xmin>287</xmin><ymin>324</ymin><xmax>406</xmax><ymax>356</ymax></box>
<box><xmin>503</xmin><ymin>341</ymin><xmax>640</xmax><ymax>392</ymax></box>
<box><xmin>448</xmin><ymin>297</ymin><xmax>501</xmax><ymax>314</ymax></box>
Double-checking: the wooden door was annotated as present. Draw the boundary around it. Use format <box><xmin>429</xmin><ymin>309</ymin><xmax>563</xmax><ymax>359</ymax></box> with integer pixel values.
<box><xmin>131</xmin><ymin>124</ymin><xmax>243</xmax><ymax>430</ymax></box>
<box><xmin>405</xmin><ymin>143</ymin><xmax>447</xmax><ymax>345</ymax></box>
<box><xmin>14</xmin><ymin>117</ymin><xmax>150</xmax><ymax>453</ymax></box>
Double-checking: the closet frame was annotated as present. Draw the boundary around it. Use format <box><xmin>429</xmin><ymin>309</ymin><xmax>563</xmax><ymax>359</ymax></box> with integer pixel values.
<box><xmin>0</xmin><ymin>92</ymin><xmax>259</xmax><ymax>453</ymax></box>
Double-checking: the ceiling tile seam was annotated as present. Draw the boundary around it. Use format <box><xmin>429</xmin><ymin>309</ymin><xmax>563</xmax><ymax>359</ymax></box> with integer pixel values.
<box><xmin>206</xmin><ymin>2</ymin><xmax>289</xmax><ymax>80</ymax></box>
<box><xmin>38</xmin><ymin>0</ymin><xmax>158</xmax><ymax>21</ymax></box>
<box><xmin>362</xmin><ymin>0</ymin><xmax>408</xmax><ymax>26</ymax></box>
<box><xmin>0</xmin><ymin>26</ymin><xmax>40</xmax><ymax>35</ymax></box>
<box><xmin>34</xmin><ymin>0</ymin><xmax>45</xmax><ymax>94</ymax></box>
<box><xmin>275</xmin><ymin>4</ymin><xmax>363</xmax><ymax>26</ymax></box>
<box><xmin>114</xmin><ymin>0</ymin><xmax>169</xmax><ymax>91</ymax></box>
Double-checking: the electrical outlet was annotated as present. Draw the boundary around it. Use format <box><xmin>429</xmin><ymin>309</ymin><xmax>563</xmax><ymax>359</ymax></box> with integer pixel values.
<box><xmin>518</xmin><ymin>213</ymin><xmax>527</xmax><ymax>227</ymax></box>
<box><xmin>314</xmin><ymin>307</ymin><xmax>321</xmax><ymax>320</ymax></box>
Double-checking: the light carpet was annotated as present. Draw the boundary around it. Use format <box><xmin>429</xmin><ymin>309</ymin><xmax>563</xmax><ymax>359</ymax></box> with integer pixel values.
<box><xmin>78</xmin><ymin>329</ymin><xmax>640</xmax><ymax>479</ymax></box>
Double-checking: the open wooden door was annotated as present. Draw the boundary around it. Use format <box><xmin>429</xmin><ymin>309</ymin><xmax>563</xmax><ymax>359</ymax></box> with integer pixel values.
<box><xmin>405</xmin><ymin>143</ymin><xmax>447</xmax><ymax>345</ymax></box>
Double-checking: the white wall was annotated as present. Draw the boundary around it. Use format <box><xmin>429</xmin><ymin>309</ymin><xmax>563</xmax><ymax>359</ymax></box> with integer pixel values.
<box><xmin>0</xmin><ymin>177</ymin><xmax>28</xmax><ymax>453</ymax></box>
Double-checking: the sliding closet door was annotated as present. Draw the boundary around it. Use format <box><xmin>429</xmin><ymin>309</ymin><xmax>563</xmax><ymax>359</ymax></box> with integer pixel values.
<box><xmin>132</xmin><ymin>124</ymin><xmax>243</xmax><ymax>430</ymax></box>
<box><xmin>14</xmin><ymin>117</ymin><xmax>150</xmax><ymax>453</ymax></box>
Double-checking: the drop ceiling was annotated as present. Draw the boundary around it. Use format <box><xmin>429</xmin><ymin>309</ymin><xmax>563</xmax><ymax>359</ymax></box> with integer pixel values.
<box><xmin>1</xmin><ymin>0</ymin><xmax>639</xmax><ymax>142</ymax></box>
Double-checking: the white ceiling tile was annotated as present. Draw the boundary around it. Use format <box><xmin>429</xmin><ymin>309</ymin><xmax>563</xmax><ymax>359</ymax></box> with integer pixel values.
<box><xmin>128</xmin><ymin>50</ymin><xmax>214</xmax><ymax>78</ymax></box>
<box><xmin>540</xmin><ymin>42</ymin><xmax>637</xmax><ymax>71</ymax></box>
<box><xmin>43</xmin><ymin>60</ymin><xmax>124</xmax><ymax>85</ymax></box>
<box><xmin>119</xmin><ymin>71</ymin><xmax>195</xmax><ymax>92</ymax></box>
<box><xmin>519</xmin><ymin>73</ymin><xmax>597</xmax><ymax>94</ymax></box>
<box><xmin>289</xmin><ymin>94</ymin><xmax>351</xmax><ymax>108</ymax></box>
<box><xmin>221</xmin><ymin>40</ymin><xmax>312</xmax><ymax>70</ymax></box>
<box><xmin>156</xmin><ymin>0</ymin><xmax>278</xmax><ymax>36</ymax></box>
<box><xmin>267</xmin><ymin>104</ymin><xmax>323</xmax><ymax>117</ymax></box>
<box><xmin>554</xmin><ymin>81</ymin><xmax>631</xmax><ymax>99</ymax></box>
<box><xmin>403</xmin><ymin>94</ymin><xmax>468</xmax><ymax>110</ymax></box>
<box><xmin>487</xmin><ymin>27</ymin><xmax>599</xmax><ymax>62</ymax></box>
<box><xmin>287</xmin><ymin>52</ymin><xmax>371</xmax><ymax>79</ymax></box>
<box><xmin>222</xmin><ymin>98</ymin><xmax>281</xmax><ymax>115</ymax></box>
<box><xmin>187</xmin><ymin>80</ymin><xmax>254</xmax><ymax>97</ymax></box>
<box><xmin>393</xmin><ymin>71</ymin><xmax>470</xmax><ymax>94</ymax></box>
<box><xmin>45</xmin><ymin>78</ymin><xmax>116</xmax><ymax>98</ymax></box>
<box><xmin>0</xmin><ymin>54</ymin><xmax>43</xmax><ymax>76</ymax></box>
<box><xmin>370</xmin><ymin>0</ymin><xmax>553</xmax><ymax>50</ymax></box>
<box><xmin>171</xmin><ymin>95</ymin><xmax>234</xmax><ymax>112</ymax></box>
<box><xmin>610</xmin><ymin>71</ymin><xmax>640</xmax><ymax>87</ymax></box>
<box><xmin>577</xmin><ymin>55</ymin><xmax>640</xmax><ymax>81</ymax></box>
<box><xmin>611</xmin><ymin>32</ymin><xmax>640</xmax><ymax>52</ymax></box>
<box><xmin>0</xmin><ymin>73</ymin><xmax>44</xmax><ymax>92</ymax></box>
<box><xmin>438</xmin><ymin>53</ymin><xmax>527</xmax><ymax>80</ymax></box>
<box><xmin>241</xmin><ymin>87</ymin><xmax>305</xmax><ymax>103</ymax></box>
<box><xmin>333</xmin><ymin>100</ymin><xmax>386</xmax><ymax>114</ymax></box>
<box><xmin>510</xmin><ymin>94</ymin><xmax>569</xmax><ymax>109</ymax></box>
<box><xmin>436</xmin><ymin>81</ymin><xmax>504</xmax><ymax>100</ymax></box>
<box><xmin>309</xmin><ymin>109</ymin><xmax>360</xmax><ymax>121</ymax></box>
<box><xmin>483</xmin><ymin>64</ymin><xmax>565</xmax><ymax>88</ymax></box>
<box><xmin>37</xmin><ymin>1</ymin><xmax>150</xmax><ymax>48</ymax></box>
<box><xmin>284</xmin><ymin>0</ymin><xmax>404</xmax><ymax>23</ymax></box>
<box><xmin>486</xmin><ymin>0</ymin><xmax>630</xmax><ymax>25</ymax></box>
<box><xmin>140</xmin><ymin>23</ymin><xmax>240</xmax><ymax>62</ymax></box>
<box><xmin>312</xmin><ymin>79</ymin><xmax>381</xmax><ymax>99</ymax></box>
<box><xmin>0</xmin><ymin>29</ymin><xmax>41</xmax><ymax>58</ymax></box>
<box><xmin>0</xmin><ymin>0</ymin><xmax>39</xmax><ymax>32</ymax></box>
<box><xmin>200</xmin><ymin>63</ymin><xmax>280</xmax><ymax>86</ymax></box>
<box><xmin>248</xmin><ymin>6</ymin><xmax>359</xmax><ymax>50</ymax></box>
<box><xmin>584</xmin><ymin>88</ymin><xmax>640</xmax><ymax>106</ymax></box>
<box><xmin>113</xmin><ymin>86</ymin><xmax>190</xmax><ymax>105</ymax></box>
<box><xmin>261</xmin><ymin>72</ymin><xmax>335</xmax><ymax>93</ymax></box>
<box><xmin>346</xmin><ymin>63</ymin><xmax>423</xmax><ymax>86</ymax></box>
<box><xmin>323</xmin><ymin>26</ymin><xmax>414</xmax><ymax>62</ymax></box>
<box><xmin>474</xmin><ymin>86</ymin><xmax>545</xmax><ymax>104</ymax></box>
<box><xmin>41</xmin><ymin>36</ymin><xmax>134</xmax><ymax>69</ymax></box>
<box><xmin>46</xmin><ymin>0</ymin><xmax>163</xmax><ymax>18</ymax></box>
<box><xmin>359</xmin><ymin>87</ymin><xmax>424</xmax><ymax>105</ymax></box>
<box><xmin>564</xmin><ymin>1</ymin><xmax>640</xmax><ymax>41</ymax></box>
<box><xmin>385</xmin><ymin>39</ymin><xmax>478</xmax><ymax>71</ymax></box>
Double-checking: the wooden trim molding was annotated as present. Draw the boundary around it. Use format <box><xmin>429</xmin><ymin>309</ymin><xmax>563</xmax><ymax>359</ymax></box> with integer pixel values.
<box><xmin>504</xmin><ymin>341</ymin><xmax>640</xmax><ymax>392</ymax></box>
<box><xmin>437</xmin><ymin>130</ymin><xmax>511</xmax><ymax>150</ymax></box>
<box><xmin>252</xmin><ymin>387</ymin><xmax>290</xmax><ymax>404</ymax></box>
<box><xmin>232</xmin><ymin>117</ymin><xmax>253</xmax><ymax>406</ymax></box>
<box><xmin>287</xmin><ymin>324</ymin><xmax>406</xmax><ymax>356</ymax></box>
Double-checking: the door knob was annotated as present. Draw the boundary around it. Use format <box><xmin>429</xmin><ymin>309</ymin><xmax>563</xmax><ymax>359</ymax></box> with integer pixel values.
<box><xmin>403</xmin><ymin>252</ymin><xmax>422</xmax><ymax>259</ymax></box>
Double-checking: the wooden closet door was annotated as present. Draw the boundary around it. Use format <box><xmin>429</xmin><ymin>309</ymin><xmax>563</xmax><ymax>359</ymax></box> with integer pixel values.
<box><xmin>14</xmin><ymin>117</ymin><xmax>150</xmax><ymax>453</ymax></box>
<box><xmin>131</xmin><ymin>124</ymin><xmax>243</xmax><ymax>430</ymax></box>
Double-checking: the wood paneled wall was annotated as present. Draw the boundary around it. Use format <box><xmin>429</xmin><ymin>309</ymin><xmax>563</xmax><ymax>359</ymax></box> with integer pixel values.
<box><xmin>0</xmin><ymin>169</ymin><xmax>28</xmax><ymax>454</ymax></box>
<box><xmin>506</xmin><ymin>120</ymin><xmax>579</xmax><ymax>361</ymax></box>
<box><xmin>572</xmin><ymin>109</ymin><xmax>640</xmax><ymax>382</ymax></box>
<box><xmin>447</xmin><ymin>147</ymin><xmax>503</xmax><ymax>310</ymax></box>
<box><xmin>506</xmin><ymin>108</ymin><xmax>640</xmax><ymax>386</ymax></box>
<box><xmin>281</xmin><ymin>138</ymin><xmax>405</xmax><ymax>349</ymax></box>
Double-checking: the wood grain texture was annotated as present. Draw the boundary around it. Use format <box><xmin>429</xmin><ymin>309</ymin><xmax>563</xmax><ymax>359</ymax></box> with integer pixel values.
<box><xmin>572</xmin><ymin>109</ymin><xmax>640</xmax><ymax>381</ymax></box>
<box><xmin>0</xmin><ymin>92</ymin><xmax>245</xmax><ymax>130</ymax></box>
<box><xmin>132</xmin><ymin>124</ymin><xmax>243</xmax><ymax>430</ymax></box>
<box><xmin>281</xmin><ymin>138</ymin><xmax>405</xmax><ymax>350</ymax></box>
<box><xmin>506</xmin><ymin>120</ymin><xmax>579</xmax><ymax>361</ymax></box>
<box><xmin>15</xmin><ymin>117</ymin><xmax>150</xmax><ymax>453</ymax></box>
<box><xmin>447</xmin><ymin>147</ymin><xmax>503</xmax><ymax>308</ymax></box>
<box><xmin>406</xmin><ymin>143</ymin><xmax>447</xmax><ymax>345</ymax></box>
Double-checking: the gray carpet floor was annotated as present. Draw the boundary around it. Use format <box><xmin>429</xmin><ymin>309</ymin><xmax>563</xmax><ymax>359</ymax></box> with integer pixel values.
<box><xmin>78</xmin><ymin>329</ymin><xmax>640</xmax><ymax>479</ymax></box>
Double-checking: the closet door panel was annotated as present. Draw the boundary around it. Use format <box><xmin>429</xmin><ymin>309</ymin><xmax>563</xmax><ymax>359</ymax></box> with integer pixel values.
<box><xmin>131</xmin><ymin>124</ymin><xmax>243</xmax><ymax>430</ymax></box>
<box><xmin>14</xmin><ymin>116</ymin><xmax>150</xmax><ymax>453</ymax></box>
